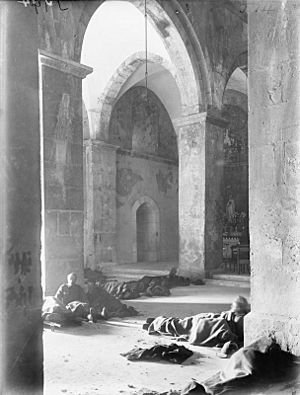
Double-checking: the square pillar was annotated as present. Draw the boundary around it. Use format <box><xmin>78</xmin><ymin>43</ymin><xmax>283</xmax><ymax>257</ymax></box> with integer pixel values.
<box><xmin>84</xmin><ymin>140</ymin><xmax>118</xmax><ymax>269</ymax></box>
<box><xmin>174</xmin><ymin>113</ymin><xmax>206</xmax><ymax>279</ymax></box>
<box><xmin>39</xmin><ymin>51</ymin><xmax>92</xmax><ymax>295</ymax></box>
<box><xmin>245</xmin><ymin>0</ymin><xmax>300</xmax><ymax>355</ymax></box>
<box><xmin>205</xmin><ymin>110</ymin><xmax>227</xmax><ymax>272</ymax></box>
<box><xmin>1</xmin><ymin>1</ymin><xmax>43</xmax><ymax>391</ymax></box>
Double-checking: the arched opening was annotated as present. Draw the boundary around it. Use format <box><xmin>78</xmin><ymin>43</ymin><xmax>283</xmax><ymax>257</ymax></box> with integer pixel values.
<box><xmin>222</xmin><ymin>66</ymin><xmax>249</xmax><ymax>275</ymax></box>
<box><xmin>80</xmin><ymin>0</ymin><xmax>204</xmax><ymax>270</ymax></box>
<box><xmin>136</xmin><ymin>201</ymin><xmax>159</xmax><ymax>262</ymax></box>
<box><xmin>80</xmin><ymin>0</ymin><xmax>207</xmax><ymax>131</ymax></box>
<box><xmin>132</xmin><ymin>196</ymin><xmax>160</xmax><ymax>263</ymax></box>
<box><xmin>110</xmin><ymin>85</ymin><xmax>178</xmax><ymax>265</ymax></box>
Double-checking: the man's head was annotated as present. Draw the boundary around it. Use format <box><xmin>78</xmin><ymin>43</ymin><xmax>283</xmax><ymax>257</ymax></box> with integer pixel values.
<box><xmin>231</xmin><ymin>296</ymin><xmax>250</xmax><ymax>315</ymax></box>
<box><xmin>67</xmin><ymin>272</ymin><xmax>77</xmax><ymax>286</ymax></box>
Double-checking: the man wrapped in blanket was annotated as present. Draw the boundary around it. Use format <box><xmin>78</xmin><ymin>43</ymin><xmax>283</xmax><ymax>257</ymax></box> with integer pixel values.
<box><xmin>42</xmin><ymin>272</ymin><xmax>95</xmax><ymax>325</ymax></box>
<box><xmin>143</xmin><ymin>296</ymin><xmax>250</xmax><ymax>351</ymax></box>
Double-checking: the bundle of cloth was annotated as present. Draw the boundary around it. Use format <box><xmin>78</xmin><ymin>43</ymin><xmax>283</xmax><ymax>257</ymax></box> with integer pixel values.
<box><xmin>103</xmin><ymin>268</ymin><xmax>192</xmax><ymax>300</ymax></box>
<box><xmin>42</xmin><ymin>272</ymin><xmax>138</xmax><ymax>326</ymax></box>
<box><xmin>121</xmin><ymin>343</ymin><xmax>193</xmax><ymax>365</ymax></box>
<box><xmin>143</xmin><ymin>296</ymin><xmax>250</xmax><ymax>350</ymax></box>
<box><xmin>86</xmin><ymin>282</ymin><xmax>138</xmax><ymax>318</ymax></box>
<box><xmin>42</xmin><ymin>296</ymin><xmax>89</xmax><ymax>326</ymax></box>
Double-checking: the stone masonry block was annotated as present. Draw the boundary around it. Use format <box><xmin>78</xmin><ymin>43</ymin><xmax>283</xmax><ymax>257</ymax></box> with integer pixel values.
<box><xmin>58</xmin><ymin>211</ymin><xmax>70</xmax><ymax>235</ymax></box>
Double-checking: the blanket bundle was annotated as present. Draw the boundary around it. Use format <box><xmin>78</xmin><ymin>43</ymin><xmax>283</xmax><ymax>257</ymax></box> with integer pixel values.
<box><xmin>146</xmin><ymin>313</ymin><xmax>239</xmax><ymax>347</ymax></box>
<box><xmin>103</xmin><ymin>270</ymin><xmax>192</xmax><ymax>300</ymax></box>
<box><xmin>121</xmin><ymin>343</ymin><xmax>193</xmax><ymax>364</ymax></box>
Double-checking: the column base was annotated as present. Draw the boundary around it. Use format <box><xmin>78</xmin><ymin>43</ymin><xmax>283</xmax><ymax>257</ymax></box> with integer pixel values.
<box><xmin>177</xmin><ymin>256</ymin><xmax>205</xmax><ymax>280</ymax></box>
<box><xmin>244</xmin><ymin>312</ymin><xmax>300</xmax><ymax>356</ymax></box>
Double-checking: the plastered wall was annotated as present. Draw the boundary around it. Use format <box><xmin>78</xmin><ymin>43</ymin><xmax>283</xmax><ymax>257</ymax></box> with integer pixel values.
<box><xmin>116</xmin><ymin>153</ymin><xmax>178</xmax><ymax>263</ymax></box>
<box><xmin>110</xmin><ymin>86</ymin><xmax>178</xmax><ymax>263</ymax></box>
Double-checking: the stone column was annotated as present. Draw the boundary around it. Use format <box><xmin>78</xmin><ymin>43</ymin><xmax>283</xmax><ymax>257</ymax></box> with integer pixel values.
<box><xmin>1</xmin><ymin>1</ymin><xmax>43</xmax><ymax>391</ymax></box>
<box><xmin>174</xmin><ymin>113</ymin><xmax>206</xmax><ymax>279</ymax></box>
<box><xmin>39</xmin><ymin>50</ymin><xmax>92</xmax><ymax>295</ymax></box>
<box><xmin>84</xmin><ymin>140</ymin><xmax>117</xmax><ymax>269</ymax></box>
<box><xmin>245</xmin><ymin>0</ymin><xmax>300</xmax><ymax>354</ymax></box>
<box><xmin>205</xmin><ymin>109</ymin><xmax>227</xmax><ymax>273</ymax></box>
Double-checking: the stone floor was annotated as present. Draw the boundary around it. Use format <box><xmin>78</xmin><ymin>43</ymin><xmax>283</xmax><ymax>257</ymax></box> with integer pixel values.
<box><xmin>43</xmin><ymin>280</ymin><xmax>299</xmax><ymax>395</ymax></box>
<box><xmin>43</xmin><ymin>283</ymin><xmax>250</xmax><ymax>395</ymax></box>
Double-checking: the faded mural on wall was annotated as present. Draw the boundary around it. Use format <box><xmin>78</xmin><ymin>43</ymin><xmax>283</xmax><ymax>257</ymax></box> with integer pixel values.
<box><xmin>116</xmin><ymin>168</ymin><xmax>143</xmax><ymax>197</ymax></box>
<box><xmin>109</xmin><ymin>86</ymin><xmax>178</xmax><ymax>161</ymax></box>
<box><xmin>109</xmin><ymin>86</ymin><xmax>179</xmax><ymax>262</ymax></box>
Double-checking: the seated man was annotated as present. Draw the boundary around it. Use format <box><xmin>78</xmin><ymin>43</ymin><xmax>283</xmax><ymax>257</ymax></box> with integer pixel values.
<box><xmin>54</xmin><ymin>272</ymin><xmax>91</xmax><ymax>319</ymax></box>
<box><xmin>143</xmin><ymin>296</ymin><xmax>250</xmax><ymax>349</ymax></box>
<box><xmin>42</xmin><ymin>272</ymin><xmax>94</xmax><ymax>325</ymax></box>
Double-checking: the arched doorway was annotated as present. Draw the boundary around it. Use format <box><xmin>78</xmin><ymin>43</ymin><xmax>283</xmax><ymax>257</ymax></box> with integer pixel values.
<box><xmin>136</xmin><ymin>202</ymin><xmax>159</xmax><ymax>262</ymax></box>
<box><xmin>132</xmin><ymin>197</ymin><xmax>159</xmax><ymax>263</ymax></box>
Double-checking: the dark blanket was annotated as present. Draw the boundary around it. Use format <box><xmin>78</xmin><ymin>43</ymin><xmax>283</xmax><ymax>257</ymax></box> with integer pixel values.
<box><xmin>87</xmin><ymin>283</ymin><xmax>138</xmax><ymax>318</ymax></box>
<box><xmin>103</xmin><ymin>277</ymin><xmax>170</xmax><ymax>300</ymax></box>
<box><xmin>42</xmin><ymin>297</ymin><xmax>89</xmax><ymax>325</ymax></box>
<box><xmin>43</xmin><ymin>283</ymin><xmax>139</xmax><ymax>325</ymax></box>
<box><xmin>103</xmin><ymin>271</ymin><xmax>191</xmax><ymax>300</ymax></box>
<box><xmin>121</xmin><ymin>343</ymin><xmax>193</xmax><ymax>364</ymax></box>
<box><xmin>146</xmin><ymin>313</ymin><xmax>239</xmax><ymax>347</ymax></box>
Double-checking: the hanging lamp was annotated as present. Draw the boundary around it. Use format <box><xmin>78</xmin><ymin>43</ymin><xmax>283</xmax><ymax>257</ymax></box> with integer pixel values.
<box><xmin>144</xmin><ymin>0</ymin><xmax>148</xmax><ymax>102</ymax></box>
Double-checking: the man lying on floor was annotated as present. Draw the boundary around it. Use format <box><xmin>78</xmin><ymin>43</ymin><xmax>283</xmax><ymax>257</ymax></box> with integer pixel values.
<box><xmin>142</xmin><ymin>296</ymin><xmax>250</xmax><ymax>350</ymax></box>
<box><xmin>164</xmin><ymin>336</ymin><xmax>299</xmax><ymax>394</ymax></box>
<box><xmin>42</xmin><ymin>272</ymin><xmax>138</xmax><ymax>326</ymax></box>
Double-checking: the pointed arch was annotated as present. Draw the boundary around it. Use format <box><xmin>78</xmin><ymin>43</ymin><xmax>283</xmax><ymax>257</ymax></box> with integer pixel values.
<box><xmin>77</xmin><ymin>0</ymin><xmax>210</xmax><ymax>136</ymax></box>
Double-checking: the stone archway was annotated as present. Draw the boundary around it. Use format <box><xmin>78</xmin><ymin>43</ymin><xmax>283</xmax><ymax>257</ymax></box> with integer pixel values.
<box><xmin>86</xmin><ymin>51</ymin><xmax>181</xmax><ymax>140</ymax></box>
<box><xmin>132</xmin><ymin>196</ymin><xmax>160</xmax><ymax>263</ymax></box>
<box><xmin>81</xmin><ymin>1</ymin><xmax>211</xmax><ymax>278</ymax></box>
<box><xmin>76</xmin><ymin>0</ymin><xmax>210</xmax><ymax>112</ymax></box>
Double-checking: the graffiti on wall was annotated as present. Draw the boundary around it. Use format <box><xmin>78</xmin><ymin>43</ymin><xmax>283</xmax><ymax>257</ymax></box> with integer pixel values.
<box><xmin>5</xmin><ymin>251</ymin><xmax>36</xmax><ymax>309</ymax></box>
<box><xmin>9</xmin><ymin>251</ymin><xmax>32</xmax><ymax>275</ymax></box>
<box><xmin>6</xmin><ymin>285</ymin><xmax>34</xmax><ymax>309</ymax></box>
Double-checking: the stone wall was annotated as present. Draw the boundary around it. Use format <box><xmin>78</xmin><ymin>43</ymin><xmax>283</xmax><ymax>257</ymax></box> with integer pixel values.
<box><xmin>116</xmin><ymin>152</ymin><xmax>178</xmax><ymax>263</ymax></box>
<box><xmin>245</xmin><ymin>0</ymin><xmax>300</xmax><ymax>355</ymax></box>
<box><xmin>205</xmin><ymin>114</ymin><xmax>226</xmax><ymax>272</ymax></box>
<box><xmin>40</xmin><ymin>52</ymin><xmax>92</xmax><ymax>296</ymax></box>
<box><xmin>110</xmin><ymin>86</ymin><xmax>179</xmax><ymax>263</ymax></box>
<box><xmin>109</xmin><ymin>86</ymin><xmax>177</xmax><ymax>161</ymax></box>
<box><xmin>1</xmin><ymin>2</ymin><xmax>43</xmax><ymax>392</ymax></box>
<box><xmin>175</xmin><ymin>113</ymin><xmax>206</xmax><ymax>278</ymax></box>
<box><xmin>185</xmin><ymin>0</ymin><xmax>247</xmax><ymax>107</ymax></box>
<box><xmin>84</xmin><ymin>140</ymin><xmax>117</xmax><ymax>267</ymax></box>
